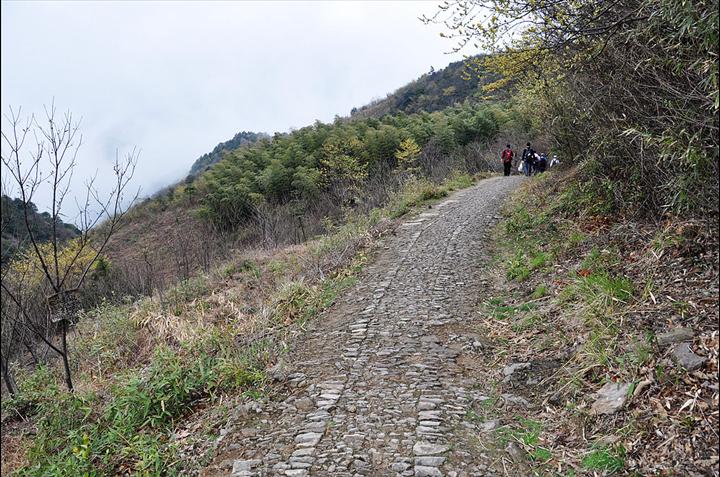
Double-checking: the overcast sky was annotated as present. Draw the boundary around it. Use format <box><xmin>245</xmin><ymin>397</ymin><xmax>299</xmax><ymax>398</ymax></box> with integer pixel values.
<box><xmin>1</xmin><ymin>1</ymin><xmax>465</xmax><ymax>211</ymax></box>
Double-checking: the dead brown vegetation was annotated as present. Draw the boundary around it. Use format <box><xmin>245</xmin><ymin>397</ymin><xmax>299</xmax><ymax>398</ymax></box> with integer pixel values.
<box><xmin>452</xmin><ymin>170</ymin><xmax>719</xmax><ymax>475</ymax></box>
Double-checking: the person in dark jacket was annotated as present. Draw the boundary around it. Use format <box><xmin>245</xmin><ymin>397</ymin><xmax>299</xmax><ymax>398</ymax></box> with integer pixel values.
<box><xmin>521</xmin><ymin>143</ymin><xmax>535</xmax><ymax>176</ymax></box>
<box><xmin>537</xmin><ymin>153</ymin><xmax>547</xmax><ymax>173</ymax></box>
<box><xmin>501</xmin><ymin>144</ymin><xmax>514</xmax><ymax>176</ymax></box>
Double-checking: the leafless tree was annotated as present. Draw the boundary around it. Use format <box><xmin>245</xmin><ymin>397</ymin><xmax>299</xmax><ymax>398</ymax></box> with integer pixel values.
<box><xmin>250</xmin><ymin>200</ymin><xmax>296</xmax><ymax>249</ymax></box>
<box><xmin>0</xmin><ymin>103</ymin><xmax>139</xmax><ymax>392</ymax></box>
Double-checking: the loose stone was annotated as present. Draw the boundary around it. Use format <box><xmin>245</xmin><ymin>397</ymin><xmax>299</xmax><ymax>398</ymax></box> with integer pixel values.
<box><xmin>295</xmin><ymin>432</ymin><xmax>323</xmax><ymax>446</ymax></box>
<box><xmin>591</xmin><ymin>382</ymin><xmax>631</xmax><ymax>415</ymax></box>
<box><xmin>294</xmin><ymin>397</ymin><xmax>314</xmax><ymax>411</ymax></box>
<box><xmin>672</xmin><ymin>343</ymin><xmax>706</xmax><ymax>371</ymax></box>
<box><xmin>231</xmin><ymin>459</ymin><xmax>260</xmax><ymax>472</ymax></box>
<box><xmin>656</xmin><ymin>328</ymin><xmax>694</xmax><ymax>347</ymax></box>
<box><xmin>392</xmin><ymin>462</ymin><xmax>412</xmax><ymax>472</ymax></box>
<box><xmin>413</xmin><ymin>442</ymin><xmax>450</xmax><ymax>456</ymax></box>
<box><xmin>415</xmin><ymin>465</ymin><xmax>443</xmax><ymax>477</ymax></box>
<box><xmin>284</xmin><ymin>470</ymin><xmax>308</xmax><ymax>477</ymax></box>
<box><xmin>415</xmin><ymin>456</ymin><xmax>446</xmax><ymax>466</ymax></box>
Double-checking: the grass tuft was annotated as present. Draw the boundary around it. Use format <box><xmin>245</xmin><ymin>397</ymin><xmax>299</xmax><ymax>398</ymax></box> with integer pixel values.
<box><xmin>581</xmin><ymin>446</ymin><xmax>626</xmax><ymax>473</ymax></box>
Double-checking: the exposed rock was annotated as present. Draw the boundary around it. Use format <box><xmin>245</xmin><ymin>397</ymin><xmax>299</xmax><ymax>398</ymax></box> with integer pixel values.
<box><xmin>292</xmin><ymin>447</ymin><xmax>315</xmax><ymax>457</ymax></box>
<box><xmin>269</xmin><ymin>362</ymin><xmax>288</xmax><ymax>381</ymax></box>
<box><xmin>502</xmin><ymin>362</ymin><xmax>531</xmax><ymax>377</ymax></box>
<box><xmin>392</xmin><ymin>462</ymin><xmax>412</xmax><ymax>472</ymax></box>
<box><xmin>231</xmin><ymin>403</ymin><xmax>251</xmax><ymax>418</ymax></box>
<box><xmin>294</xmin><ymin>397</ymin><xmax>314</xmax><ymax>412</ymax></box>
<box><xmin>672</xmin><ymin>343</ymin><xmax>706</xmax><ymax>371</ymax></box>
<box><xmin>415</xmin><ymin>456</ymin><xmax>446</xmax><ymax>466</ymax></box>
<box><xmin>506</xmin><ymin>441</ymin><xmax>530</xmax><ymax>472</ymax></box>
<box><xmin>344</xmin><ymin>433</ymin><xmax>366</xmax><ymax>449</ymax></box>
<box><xmin>289</xmin><ymin>456</ymin><xmax>314</xmax><ymax>464</ymax></box>
<box><xmin>657</xmin><ymin>328</ymin><xmax>694</xmax><ymax>347</ymax></box>
<box><xmin>418</xmin><ymin>401</ymin><xmax>437</xmax><ymax>411</ymax></box>
<box><xmin>502</xmin><ymin>363</ymin><xmax>530</xmax><ymax>383</ymax></box>
<box><xmin>232</xmin><ymin>459</ymin><xmax>261</xmax><ymax>472</ymax></box>
<box><xmin>413</xmin><ymin>442</ymin><xmax>450</xmax><ymax>456</ymax></box>
<box><xmin>421</xmin><ymin>334</ymin><xmax>441</xmax><ymax>343</ymax></box>
<box><xmin>501</xmin><ymin>393</ymin><xmax>533</xmax><ymax>409</ymax></box>
<box><xmin>501</xmin><ymin>360</ymin><xmax>561</xmax><ymax>387</ymax></box>
<box><xmin>547</xmin><ymin>391</ymin><xmax>565</xmax><ymax>406</ymax></box>
<box><xmin>284</xmin><ymin>470</ymin><xmax>307</xmax><ymax>476</ymax></box>
<box><xmin>295</xmin><ymin>432</ymin><xmax>322</xmax><ymax>446</ymax></box>
<box><xmin>418</xmin><ymin>410</ymin><xmax>442</xmax><ymax>420</ymax></box>
<box><xmin>415</xmin><ymin>465</ymin><xmax>443</xmax><ymax>476</ymax></box>
<box><xmin>591</xmin><ymin>382</ymin><xmax>630</xmax><ymax>415</ymax></box>
<box><xmin>478</xmin><ymin>419</ymin><xmax>500</xmax><ymax>432</ymax></box>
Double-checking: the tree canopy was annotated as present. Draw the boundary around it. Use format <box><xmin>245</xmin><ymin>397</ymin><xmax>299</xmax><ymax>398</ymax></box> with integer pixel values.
<box><xmin>425</xmin><ymin>0</ymin><xmax>719</xmax><ymax>215</ymax></box>
<box><xmin>197</xmin><ymin>102</ymin><xmax>505</xmax><ymax>228</ymax></box>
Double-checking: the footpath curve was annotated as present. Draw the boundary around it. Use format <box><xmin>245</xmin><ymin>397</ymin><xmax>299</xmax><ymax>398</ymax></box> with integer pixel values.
<box><xmin>206</xmin><ymin>175</ymin><xmax>525</xmax><ymax>477</ymax></box>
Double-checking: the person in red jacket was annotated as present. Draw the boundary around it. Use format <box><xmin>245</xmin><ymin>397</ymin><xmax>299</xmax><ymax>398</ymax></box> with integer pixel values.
<box><xmin>501</xmin><ymin>144</ymin><xmax>514</xmax><ymax>176</ymax></box>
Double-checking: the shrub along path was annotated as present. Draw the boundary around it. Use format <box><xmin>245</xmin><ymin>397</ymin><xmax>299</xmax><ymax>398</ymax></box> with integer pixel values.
<box><xmin>202</xmin><ymin>175</ymin><xmax>524</xmax><ymax>477</ymax></box>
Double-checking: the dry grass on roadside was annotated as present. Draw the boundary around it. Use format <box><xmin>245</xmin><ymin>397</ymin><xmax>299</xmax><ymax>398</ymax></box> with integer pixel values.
<box><xmin>458</xmin><ymin>170</ymin><xmax>719</xmax><ymax>476</ymax></box>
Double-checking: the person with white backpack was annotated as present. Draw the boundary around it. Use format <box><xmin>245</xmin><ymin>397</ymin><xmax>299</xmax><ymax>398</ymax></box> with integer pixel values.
<box><xmin>549</xmin><ymin>153</ymin><xmax>560</xmax><ymax>168</ymax></box>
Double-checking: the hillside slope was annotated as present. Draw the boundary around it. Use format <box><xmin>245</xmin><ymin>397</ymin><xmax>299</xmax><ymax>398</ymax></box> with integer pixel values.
<box><xmin>102</xmin><ymin>73</ymin><xmax>519</xmax><ymax>288</ymax></box>
<box><xmin>349</xmin><ymin>57</ymin><xmax>500</xmax><ymax>119</ymax></box>
<box><xmin>478</xmin><ymin>170</ymin><xmax>719</xmax><ymax>475</ymax></box>
<box><xmin>0</xmin><ymin>168</ymin><xmax>494</xmax><ymax>476</ymax></box>
<box><xmin>0</xmin><ymin>56</ymin><xmax>526</xmax><ymax>475</ymax></box>
<box><xmin>4</xmin><ymin>168</ymin><xmax>716</xmax><ymax>476</ymax></box>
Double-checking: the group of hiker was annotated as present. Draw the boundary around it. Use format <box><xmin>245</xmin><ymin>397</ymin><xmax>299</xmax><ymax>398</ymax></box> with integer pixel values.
<box><xmin>500</xmin><ymin>143</ymin><xmax>559</xmax><ymax>177</ymax></box>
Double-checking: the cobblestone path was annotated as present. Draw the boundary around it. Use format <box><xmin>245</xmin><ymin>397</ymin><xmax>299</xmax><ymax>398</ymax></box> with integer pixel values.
<box><xmin>209</xmin><ymin>176</ymin><xmax>524</xmax><ymax>477</ymax></box>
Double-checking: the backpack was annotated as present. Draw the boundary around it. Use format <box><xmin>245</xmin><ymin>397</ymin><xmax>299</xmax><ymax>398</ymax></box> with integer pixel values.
<box><xmin>502</xmin><ymin>149</ymin><xmax>513</xmax><ymax>163</ymax></box>
<box><xmin>524</xmin><ymin>148</ymin><xmax>535</xmax><ymax>163</ymax></box>
<box><xmin>522</xmin><ymin>147</ymin><xmax>533</xmax><ymax>161</ymax></box>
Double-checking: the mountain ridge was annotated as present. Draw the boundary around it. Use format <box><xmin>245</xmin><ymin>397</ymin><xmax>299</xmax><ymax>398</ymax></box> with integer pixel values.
<box><xmin>188</xmin><ymin>130</ymin><xmax>269</xmax><ymax>178</ymax></box>
<box><xmin>349</xmin><ymin>57</ymin><xmax>499</xmax><ymax>119</ymax></box>
<box><xmin>0</xmin><ymin>195</ymin><xmax>81</xmax><ymax>264</ymax></box>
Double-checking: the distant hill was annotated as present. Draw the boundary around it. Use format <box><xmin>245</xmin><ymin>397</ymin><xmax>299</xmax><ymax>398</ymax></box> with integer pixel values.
<box><xmin>349</xmin><ymin>58</ymin><xmax>500</xmax><ymax>119</ymax></box>
<box><xmin>188</xmin><ymin>131</ymin><xmax>268</xmax><ymax>177</ymax></box>
<box><xmin>1</xmin><ymin>195</ymin><xmax>81</xmax><ymax>263</ymax></box>
<box><xmin>186</xmin><ymin>59</ymin><xmax>493</xmax><ymax>179</ymax></box>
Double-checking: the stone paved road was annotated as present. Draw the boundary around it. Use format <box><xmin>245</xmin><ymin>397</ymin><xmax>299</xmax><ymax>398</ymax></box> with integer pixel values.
<box><xmin>209</xmin><ymin>176</ymin><xmax>525</xmax><ymax>477</ymax></box>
